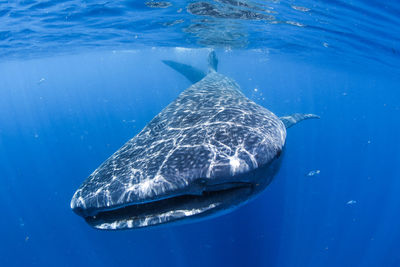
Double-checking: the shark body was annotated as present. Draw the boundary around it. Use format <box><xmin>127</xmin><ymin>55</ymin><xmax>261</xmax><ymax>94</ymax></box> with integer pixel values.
<box><xmin>71</xmin><ymin>52</ymin><xmax>318</xmax><ymax>230</ymax></box>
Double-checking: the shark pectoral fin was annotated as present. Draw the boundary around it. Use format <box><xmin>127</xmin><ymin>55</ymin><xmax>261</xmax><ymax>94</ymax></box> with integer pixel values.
<box><xmin>162</xmin><ymin>60</ymin><xmax>206</xmax><ymax>84</ymax></box>
<box><xmin>280</xmin><ymin>113</ymin><xmax>320</xmax><ymax>129</ymax></box>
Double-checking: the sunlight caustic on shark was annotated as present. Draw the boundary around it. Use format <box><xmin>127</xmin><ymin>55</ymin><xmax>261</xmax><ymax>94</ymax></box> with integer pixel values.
<box><xmin>70</xmin><ymin>51</ymin><xmax>319</xmax><ymax>230</ymax></box>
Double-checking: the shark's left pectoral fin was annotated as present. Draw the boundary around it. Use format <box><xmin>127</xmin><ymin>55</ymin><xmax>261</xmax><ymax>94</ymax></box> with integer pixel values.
<box><xmin>280</xmin><ymin>113</ymin><xmax>320</xmax><ymax>129</ymax></box>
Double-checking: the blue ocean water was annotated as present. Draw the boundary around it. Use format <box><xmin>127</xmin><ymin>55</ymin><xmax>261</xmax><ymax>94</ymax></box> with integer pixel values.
<box><xmin>0</xmin><ymin>1</ymin><xmax>399</xmax><ymax>267</ymax></box>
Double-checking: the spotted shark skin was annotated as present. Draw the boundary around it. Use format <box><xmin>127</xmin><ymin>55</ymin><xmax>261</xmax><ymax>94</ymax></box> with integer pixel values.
<box><xmin>71</xmin><ymin>54</ymin><xmax>318</xmax><ymax>230</ymax></box>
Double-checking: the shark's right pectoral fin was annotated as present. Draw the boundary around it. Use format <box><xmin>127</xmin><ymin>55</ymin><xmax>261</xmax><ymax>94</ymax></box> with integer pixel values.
<box><xmin>280</xmin><ymin>113</ymin><xmax>320</xmax><ymax>129</ymax></box>
<box><xmin>162</xmin><ymin>60</ymin><xmax>206</xmax><ymax>84</ymax></box>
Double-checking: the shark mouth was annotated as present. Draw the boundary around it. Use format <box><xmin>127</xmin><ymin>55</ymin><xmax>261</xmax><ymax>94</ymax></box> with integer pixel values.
<box><xmin>83</xmin><ymin>182</ymin><xmax>255</xmax><ymax>230</ymax></box>
<box><xmin>74</xmin><ymin>154</ymin><xmax>283</xmax><ymax>230</ymax></box>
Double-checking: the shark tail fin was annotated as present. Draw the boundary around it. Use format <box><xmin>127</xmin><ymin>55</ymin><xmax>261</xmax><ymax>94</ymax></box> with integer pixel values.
<box><xmin>280</xmin><ymin>113</ymin><xmax>320</xmax><ymax>129</ymax></box>
<box><xmin>162</xmin><ymin>50</ymin><xmax>218</xmax><ymax>84</ymax></box>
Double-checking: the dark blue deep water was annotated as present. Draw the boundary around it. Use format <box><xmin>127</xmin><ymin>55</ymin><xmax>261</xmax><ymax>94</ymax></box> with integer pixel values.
<box><xmin>1</xmin><ymin>1</ymin><xmax>399</xmax><ymax>267</ymax></box>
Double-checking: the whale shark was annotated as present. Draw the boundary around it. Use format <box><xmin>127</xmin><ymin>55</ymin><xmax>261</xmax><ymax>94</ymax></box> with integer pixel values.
<box><xmin>70</xmin><ymin>51</ymin><xmax>319</xmax><ymax>230</ymax></box>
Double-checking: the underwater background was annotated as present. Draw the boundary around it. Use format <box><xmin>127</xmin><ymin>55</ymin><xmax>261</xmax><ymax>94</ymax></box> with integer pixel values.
<box><xmin>0</xmin><ymin>1</ymin><xmax>399</xmax><ymax>266</ymax></box>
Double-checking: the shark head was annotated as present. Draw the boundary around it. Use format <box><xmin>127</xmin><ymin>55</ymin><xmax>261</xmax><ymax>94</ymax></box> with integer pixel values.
<box><xmin>71</xmin><ymin>152</ymin><xmax>283</xmax><ymax>230</ymax></box>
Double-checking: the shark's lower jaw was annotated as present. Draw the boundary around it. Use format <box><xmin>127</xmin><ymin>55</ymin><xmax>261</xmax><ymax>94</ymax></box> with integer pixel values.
<box><xmin>81</xmin><ymin>156</ymin><xmax>283</xmax><ymax>230</ymax></box>
<box><xmin>84</xmin><ymin>183</ymin><xmax>254</xmax><ymax>230</ymax></box>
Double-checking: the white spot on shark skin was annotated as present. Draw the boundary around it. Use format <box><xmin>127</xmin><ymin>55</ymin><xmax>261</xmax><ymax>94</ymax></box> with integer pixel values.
<box><xmin>229</xmin><ymin>157</ymin><xmax>240</xmax><ymax>170</ymax></box>
<box><xmin>347</xmin><ymin>200</ymin><xmax>357</xmax><ymax>205</ymax></box>
<box><xmin>139</xmin><ymin>179</ymin><xmax>152</xmax><ymax>194</ymax></box>
<box><xmin>126</xmin><ymin>174</ymin><xmax>177</xmax><ymax>200</ymax></box>
<box><xmin>228</xmin><ymin>156</ymin><xmax>249</xmax><ymax>175</ymax></box>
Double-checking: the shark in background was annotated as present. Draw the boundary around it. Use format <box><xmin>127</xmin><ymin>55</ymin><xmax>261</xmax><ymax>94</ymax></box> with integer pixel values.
<box><xmin>70</xmin><ymin>51</ymin><xmax>319</xmax><ymax>230</ymax></box>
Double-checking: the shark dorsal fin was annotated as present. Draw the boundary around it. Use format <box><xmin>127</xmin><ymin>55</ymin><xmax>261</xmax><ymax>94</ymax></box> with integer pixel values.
<box><xmin>162</xmin><ymin>51</ymin><xmax>219</xmax><ymax>84</ymax></box>
<box><xmin>208</xmin><ymin>50</ymin><xmax>218</xmax><ymax>72</ymax></box>
<box><xmin>162</xmin><ymin>60</ymin><xmax>206</xmax><ymax>84</ymax></box>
